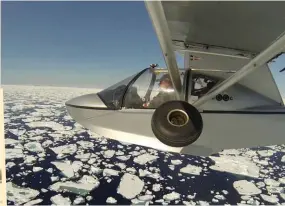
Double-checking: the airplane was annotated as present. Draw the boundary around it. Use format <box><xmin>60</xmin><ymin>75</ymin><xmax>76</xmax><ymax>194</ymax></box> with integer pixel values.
<box><xmin>66</xmin><ymin>1</ymin><xmax>285</xmax><ymax>156</ymax></box>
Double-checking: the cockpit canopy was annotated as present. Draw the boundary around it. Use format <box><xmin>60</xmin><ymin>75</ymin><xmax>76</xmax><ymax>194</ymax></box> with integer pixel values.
<box><xmin>97</xmin><ymin>67</ymin><xmax>220</xmax><ymax>110</ymax></box>
<box><xmin>97</xmin><ymin>68</ymin><xmax>185</xmax><ymax>109</ymax></box>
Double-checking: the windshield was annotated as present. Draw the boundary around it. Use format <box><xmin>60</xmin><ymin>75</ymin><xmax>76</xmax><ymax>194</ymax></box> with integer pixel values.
<box><xmin>123</xmin><ymin>69</ymin><xmax>186</xmax><ymax>109</ymax></box>
<box><xmin>97</xmin><ymin>70</ymin><xmax>146</xmax><ymax>109</ymax></box>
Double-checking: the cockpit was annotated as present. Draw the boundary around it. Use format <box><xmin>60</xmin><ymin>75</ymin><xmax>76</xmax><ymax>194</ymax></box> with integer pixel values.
<box><xmin>97</xmin><ymin>67</ymin><xmax>219</xmax><ymax>110</ymax></box>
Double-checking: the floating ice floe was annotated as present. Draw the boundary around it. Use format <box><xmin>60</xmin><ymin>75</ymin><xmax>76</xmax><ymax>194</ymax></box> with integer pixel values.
<box><xmin>257</xmin><ymin>150</ymin><xmax>276</xmax><ymax>157</ymax></box>
<box><xmin>260</xmin><ymin>194</ymin><xmax>279</xmax><ymax>204</ymax></box>
<box><xmin>71</xmin><ymin>161</ymin><xmax>83</xmax><ymax>173</ymax></box>
<box><xmin>76</xmin><ymin>140</ymin><xmax>94</xmax><ymax>149</ymax></box>
<box><xmin>50</xmin><ymin>177</ymin><xmax>100</xmax><ymax>196</ymax></box>
<box><xmin>233</xmin><ymin>180</ymin><xmax>261</xmax><ymax>196</ymax></box>
<box><xmin>5</xmin><ymin>138</ymin><xmax>20</xmax><ymax>145</ymax></box>
<box><xmin>90</xmin><ymin>166</ymin><xmax>102</xmax><ymax>175</ymax></box>
<box><xmin>27</xmin><ymin>121</ymin><xmax>66</xmax><ymax>131</ymax></box>
<box><xmin>32</xmin><ymin>167</ymin><xmax>43</xmax><ymax>172</ymax></box>
<box><xmin>41</xmin><ymin>188</ymin><xmax>48</xmax><ymax>193</ymax></box>
<box><xmin>50</xmin><ymin>144</ymin><xmax>77</xmax><ymax>158</ymax></box>
<box><xmin>139</xmin><ymin>169</ymin><xmax>161</xmax><ymax>179</ymax></box>
<box><xmin>6</xmin><ymin>162</ymin><xmax>16</xmax><ymax>169</ymax></box>
<box><xmin>73</xmin><ymin>196</ymin><xmax>85</xmax><ymax>205</ymax></box>
<box><xmin>264</xmin><ymin>178</ymin><xmax>280</xmax><ymax>187</ymax></box>
<box><xmin>116</xmin><ymin>163</ymin><xmax>126</xmax><ymax>170</ymax></box>
<box><xmin>117</xmin><ymin>173</ymin><xmax>144</xmax><ymax>199</ymax></box>
<box><xmin>279</xmin><ymin>177</ymin><xmax>285</xmax><ymax>184</ymax></box>
<box><xmin>103</xmin><ymin>169</ymin><xmax>120</xmax><ymax>176</ymax></box>
<box><xmin>214</xmin><ymin>194</ymin><xmax>226</xmax><ymax>201</ymax></box>
<box><xmin>266</xmin><ymin>186</ymin><xmax>283</xmax><ymax>194</ymax></box>
<box><xmin>210</xmin><ymin>156</ymin><xmax>260</xmax><ymax>178</ymax></box>
<box><xmin>138</xmin><ymin>195</ymin><xmax>154</xmax><ymax>201</ymax></box>
<box><xmin>29</xmin><ymin>136</ymin><xmax>45</xmax><ymax>141</ymax></box>
<box><xmin>133</xmin><ymin>153</ymin><xmax>158</xmax><ymax>165</ymax></box>
<box><xmin>50</xmin><ymin>176</ymin><xmax>59</xmax><ymax>182</ymax></box>
<box><xmin>180</xmin><ymin>164</ymin><xmax>202</xmax><ymax>175</ymax></box>
<box><xmin>79</xmin><ymin>175</ymin><xmax>100</xmax><ymax>185</ymax></box>
<box><xmin>5</xmin><ymin>148</ymin><xmax>24</xmax><ymax>159</ymax></box>
<box><xmin>280</xmin><ymin>193</ymin><xmax>285</xmax><ymax>201</ymax></box>
<box><xmin>129</xmin><ymin>151</ymin><xmax>141</xmax><ymax>157</ymax></box>
<box><xmin>24</xmin><ymin>142</ymin><xmax>44</xmax><ymax>153</ymax></box>
<box><xmin>24</xmin><ymin>155</ymin><xmax>37</xmax><ymax>164</ymax></box>
<box><xmin>126</xmin><ymin>167</ymin><xmax>136</xmax><ymax>175</ymax></box>
<box><xmin>75</xmin><ymin>153</ymin><xmax>91</xmax><ymax>162</ymax></box>
<box><xmin>103</xmin><ymin>150</ymin><xmax>115</xmax><ymax>158</ymax></box>
<box><xmin>163</xmin><ymin>191</ymin><xmax>181</xmax><ymax>201</ymax></box>
<box><xmin>116</xmin><ymin>155</ymin><xmax>131</xmax><ymax>161</ymax></box>
<box><xmin>50</xmin><ymin>194</ymin><xmax>71</xmax><ymax>205</ymax></box>
<box><xmin>23</xmin><ymin>198</ymin><xmax>43</xmax><ymax>206</ymax></box>
<box><xmin>42</xmin><ymin>140</ymin><xmax>53</xmax><ymax>148</ymax></box>
<box><xmin>106</xmin><ymin>197</ymin><xmax>117</xmax><ymax>204</ymax></box>
<box><xmin>6</xmin><ymin>182</ymin><xmax>40</xmax><ymax>205</ymax></box>
<box><xmin>171</xmin><ymin>159</ymin><xmax>183</xmax><ymax>165</ymax></box>
<box><xmin>51</xmin><ymin>161</ymin><xmax>74</xmax><ymax>178</ymax></box>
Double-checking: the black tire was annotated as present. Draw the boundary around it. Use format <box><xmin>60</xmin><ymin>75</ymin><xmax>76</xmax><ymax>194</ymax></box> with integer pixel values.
<box><xmin>151</xmin><ymin>101</ymin><xmax>203</xmax><ymax>147</ymax></box>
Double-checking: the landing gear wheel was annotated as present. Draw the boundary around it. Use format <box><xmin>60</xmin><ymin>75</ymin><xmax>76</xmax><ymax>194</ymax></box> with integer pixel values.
<box><xmin>151</xmin><ymin>101</ymin><xmax>203</xmax><ymax>147</ymax></box>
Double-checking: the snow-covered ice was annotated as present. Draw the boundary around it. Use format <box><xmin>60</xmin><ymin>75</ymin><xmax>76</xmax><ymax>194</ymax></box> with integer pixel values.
<box><xmin>4</xmin><ymin>85</ymin><xmax>285</xmax><ymax>205</ymax></box>
<box><xmin>6</xmin><ymin>182</ymin><xmax>40</xmax><ymax>205</ymax></box>
<box><xmin>133</xmin><ymin>153</ymin><xmax>158</xmax><ymax>165</ymax></box>
<box><xmin>106</xmin><ymin>197</ymin><xmax>117</xmax><ymax>204</ymax></box>
<box><xmin>210</xmin><ymin>156</ymin><xmax>260</xmax><ymax>178</ymax></box>
<box><xmin>50</xmin><ymin>194</ymin><xmax>71</xmax><ymax>205</ymax></box>
<box><xmin>51</xmin><ymin>161</ymin><xmax>74</xmax><ymax>178</ymax></box>
<box><xmin>180</xmin><ymin>165</ymin><xmax>202</xmax><ymax>175</ymax></box>
<box><xmin>117</xmin><ymin>173</ymin><xmax>144</xmax><ymax>199</ymax></box>
<box><xmin>233</xmin><ymin>180</ymin><xmax>262</xmax><ymax>196</ymax></box>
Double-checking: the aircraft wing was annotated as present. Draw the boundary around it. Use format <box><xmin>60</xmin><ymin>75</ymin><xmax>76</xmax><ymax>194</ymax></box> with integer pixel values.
<box><xmin>145</xmin><ymin>1</ymin><xmax>285</xmax><ymax>105</ymax></box>
<box><xmin>162</xmin><ymin>1</ymin><xmax>285</xmax><ymax>54</ymax></box>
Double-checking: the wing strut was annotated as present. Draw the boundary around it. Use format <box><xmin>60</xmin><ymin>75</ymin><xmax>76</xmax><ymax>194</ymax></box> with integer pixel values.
<box><xmin>145</xmin><ymin>1</ymin><xmax>183</xmax><ymax>100</ymax></box>
<box><xmin>193</xmin><ymin>31</ymin><xmax>285</xmax><ymax>108</ymax></box>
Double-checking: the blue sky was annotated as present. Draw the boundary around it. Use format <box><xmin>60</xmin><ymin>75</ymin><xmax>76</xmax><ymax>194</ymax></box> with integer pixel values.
<box><xmin>1</xmin><ymin>1</ymin><xmax>284</xmax><ymax>96</ymax></box>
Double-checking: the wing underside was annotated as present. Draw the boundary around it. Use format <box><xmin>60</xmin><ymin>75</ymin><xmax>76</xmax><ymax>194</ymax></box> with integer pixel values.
<box><xmin>146</xmin><ymin>1</ymin><xmax>285</xmax><ymax>104</ymax></box>
<box><xmin>162</xmin><ymin>1</ymin><xmax>285</xmax><ymax>54</ymax></box>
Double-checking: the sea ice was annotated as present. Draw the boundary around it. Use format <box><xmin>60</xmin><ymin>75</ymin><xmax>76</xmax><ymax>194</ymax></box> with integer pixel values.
<box><xmin>106</xmin><ymin>197</ymin><xmax>117</xmax><ymax>204</ymax></box>
<box><xmin>133</xmin><ymin>153</ymin><xmax>158</xmax><ymax>165</ymax></box>
<box><xmin>50</xmin><ymin>194</ymin><xmax>71</xmax><ymax>205</ymax></box>
<box><xmin>180</xmin><ymin>165</ymin><xmax>202</xmax><ymax>175</ymax></box>
<box><xmin>117</xmin><ymin>173</ymin><xmax>144</xmax><ymax>199</ymax></box>
<box><xmin>210</xmin><ymin>156</ymin><xmax>259</xmax><ymax>178</ymax></box>
<box><xmin>6</xmin><ymin>182</ymin><xmax>40</xmax><ymax>205</ymax></box>
<box><xmin>103</xmin><ymin>169</ymin><xmax>120</xmax><ymax>176</ymax></box>
<box><xmin>51</xmin><ymin>161</ymin><xmax>74</xmax><ymax>178</ymax></box>
<box><xmin>163</xmin><ymin>192</ymin><xmax>181</xmax><ymax>201</ymax></box>
<box><xmin>233</xmin><ymin>180</ymin><xmax>261</xmax><ymax>196</ymax></box>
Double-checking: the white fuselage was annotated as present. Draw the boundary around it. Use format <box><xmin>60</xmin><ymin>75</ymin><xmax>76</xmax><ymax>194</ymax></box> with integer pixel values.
<box><xmin>66</xmin><ymin>85</ymin><xmax>285</xmax><ymax>156</ymax></box>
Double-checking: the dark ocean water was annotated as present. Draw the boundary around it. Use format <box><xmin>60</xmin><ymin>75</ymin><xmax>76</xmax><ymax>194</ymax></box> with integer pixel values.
<box><xmin>3</xmin><ymin>85</ymin><xmax>285</xmax><ymax>205</ymax></box>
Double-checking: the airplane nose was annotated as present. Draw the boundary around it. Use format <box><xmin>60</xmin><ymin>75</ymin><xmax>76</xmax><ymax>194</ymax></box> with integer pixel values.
<box><xmin>65</xmin><ymin>93</ymin><xmax>107</xmax><ymax>109</ymax></box>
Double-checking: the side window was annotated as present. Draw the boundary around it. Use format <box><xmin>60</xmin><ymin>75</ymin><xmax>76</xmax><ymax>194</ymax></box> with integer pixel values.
<box><xmin>191</xmin><ymin>74</ymin><xmax>217</xmax><ymax>99</ymax></box>
<box><xmin>147</xmin><ymin>72</ymin><xmax>184</xmax><ymax>109</ymax></box>
<box><xmin>123</xmin><ymin>70</ymin><xmax>153</xmax><ymax>109</ymax></box>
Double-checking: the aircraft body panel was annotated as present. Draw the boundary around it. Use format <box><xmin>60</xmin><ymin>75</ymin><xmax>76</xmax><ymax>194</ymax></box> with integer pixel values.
<box><xmin>67</xmin><ymin>104</ymin><xmax>285</xmax><ymax>156</ymax></box>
